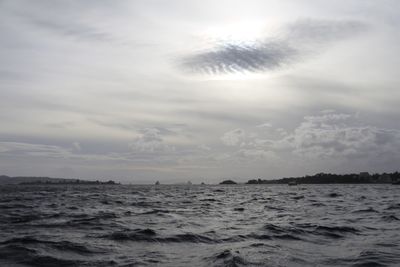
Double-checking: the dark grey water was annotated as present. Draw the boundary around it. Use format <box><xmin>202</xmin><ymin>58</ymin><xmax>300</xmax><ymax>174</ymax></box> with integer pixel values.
<box><xmin>0</xmin><ymin>184</ymin><xmax>399</xmax><ymax>267</ymax></box>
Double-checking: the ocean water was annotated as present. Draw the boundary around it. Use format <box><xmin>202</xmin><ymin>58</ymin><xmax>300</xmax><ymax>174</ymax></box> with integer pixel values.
<box><xmin>0</xmin><ymin>184</ymin><xmax>399</xmax><ymax>267</ymax></box>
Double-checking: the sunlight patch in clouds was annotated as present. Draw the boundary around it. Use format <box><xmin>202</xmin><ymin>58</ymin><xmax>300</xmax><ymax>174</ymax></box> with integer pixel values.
<box><xmin>180</xmin><ymin>19</ymin><xmax>367</xmax><ymax>75</ymax></box>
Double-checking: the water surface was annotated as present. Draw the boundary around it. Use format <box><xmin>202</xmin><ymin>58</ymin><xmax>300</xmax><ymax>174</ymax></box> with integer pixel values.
<box><xmin>0</xmin><ymin>184</ymin><xmax>399</xmax><ymax>266</ymax></box>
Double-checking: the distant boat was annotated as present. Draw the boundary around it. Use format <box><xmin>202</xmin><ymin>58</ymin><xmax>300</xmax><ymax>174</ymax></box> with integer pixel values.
<box><xmin>155</xmin><ymin>181</ymin><xmax>160</xmax><ymax>185</ymax></box>
<box><xmin>392</xmin><ymin>180</ymin><xmax>400</xmax><ymax>185</ymax></box>
<box><xmin>288</xmin><ymin>181</ymin><xmax>298</xmax><ymax>186</ymax></box>
<box><xmin>187</xmin><ymin>181</ymin><xmax>192</xmax><ymax>185</ymax></box>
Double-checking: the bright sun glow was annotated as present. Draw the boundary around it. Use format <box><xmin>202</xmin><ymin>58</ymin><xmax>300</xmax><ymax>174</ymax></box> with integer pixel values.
<box><xmin>194</xmin><ymin>21</ymin><xmax>275</xmax><ymax>80</ymax></box>
<box><xmin>201</xmin><ymin>21</ymin><xmax>268</xmax><ymax>46</ymax></box>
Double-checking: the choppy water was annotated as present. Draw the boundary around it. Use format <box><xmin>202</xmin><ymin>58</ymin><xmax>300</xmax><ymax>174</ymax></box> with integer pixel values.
<box><xmin>0</xmin><ymin>184</ymin><xmax>399</xmax><ymax>267</ymax></box>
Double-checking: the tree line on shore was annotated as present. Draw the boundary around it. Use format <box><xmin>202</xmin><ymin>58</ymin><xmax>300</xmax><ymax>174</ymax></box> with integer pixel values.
<box><xmin>220</xmin><ymin>172</ymin><xmax>400</xmax><ymax>185</ymax></box>
<box><xmin>246</xmin><ymin>172</ymin><xmax>400</xmax><ymax>184</ymax></box>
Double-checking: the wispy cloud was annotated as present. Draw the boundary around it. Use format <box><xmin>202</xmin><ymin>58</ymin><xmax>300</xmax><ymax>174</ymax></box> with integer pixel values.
<box><xmin>284</xmin><ymin>19</ymin><xmax>367</xmax><ymax>45</ymax></box>
<box><xmin>180</xmin><ymin>19</ymin><xmax>367</xmax><ymax>75</ymax></box>
<box><xmin>29</xmin><ymin>18</ymin><xmax>115</xmax><ymax>43</ymax></box>
<box><xmin>0</xmin><ymin>141</ymin><xmax>124</xmax><ymax>161</ymax></box>
<box><xmin>0</xmin><ymin>142</ymin><xmax>73</xmax><ymax>158</ymax></box>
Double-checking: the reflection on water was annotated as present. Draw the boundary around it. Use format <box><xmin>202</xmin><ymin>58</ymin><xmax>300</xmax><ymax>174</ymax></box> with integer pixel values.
<box><xmin>0</xmin><ymin>184</ymin><xmax>399</xmax><ymax>266</ymax></box>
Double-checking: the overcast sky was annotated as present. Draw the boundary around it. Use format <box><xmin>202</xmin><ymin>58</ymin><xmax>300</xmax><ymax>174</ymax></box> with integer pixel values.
<box><xmin>1</xmin><ymin>0</ymin><xmax>400</xmax><ymax>183</ymax></box>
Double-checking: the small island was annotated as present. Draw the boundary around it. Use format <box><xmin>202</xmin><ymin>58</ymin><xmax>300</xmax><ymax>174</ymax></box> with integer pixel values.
<box><xmin>219</xmin><ymin>179</ymin><xmax>237</xmax><ymax>185</ymax></box>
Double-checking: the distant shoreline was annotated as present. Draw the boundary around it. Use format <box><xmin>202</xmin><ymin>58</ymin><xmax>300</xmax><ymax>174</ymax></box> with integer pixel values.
<box><xmin>1</xmin><ymin>171</ymin><xmax>400</xmax><ymax>185</ymax></box>
<box><xmin>244</xmin><ymin>172</ymin><xmax>400</xmax><ymax>185</ymax></box>
<box><xmin>220</xmin><ymin>172</ymin><xmax>400</xmax><ymax>185</ymax></box>
<box><xmin>0</xmin><ymin>175</ymin><xmax>118</xmax><ymax>185</ymax></box>
<box><xmin>20</xmin><ymin>180</ymin><xmax>119</xmax><ymax>185</ymax></box>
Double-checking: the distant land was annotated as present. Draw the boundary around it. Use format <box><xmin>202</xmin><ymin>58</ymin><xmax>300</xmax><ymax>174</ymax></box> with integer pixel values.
<box><xmin>219</xmin><ymin>179</ymin><xmax>238</xmax><ymax>185</ymax></box>
<box><xmin>1</xmin><ymin>171</ymin><xmax>400</xmax><ymax>186</ymax></box>
<box><xmin>0</xmin><ymin>175</ymin><xmax>118</xmax><ymax>185</ymax></box>
<box><xmin>216</xmin><ymin>172</ymin><xmax>400</xmax><ymax>185</ymax></box>
<box><xmin>245</xmin><ymin>172</ymin><xmax>400</xmax><ymax>185</ymax></box>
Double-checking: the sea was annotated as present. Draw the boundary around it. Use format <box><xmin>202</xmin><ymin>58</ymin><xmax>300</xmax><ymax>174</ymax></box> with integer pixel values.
<box><xmin>0</xmin><ymin>184</ymin><xmax>399</xmax><ymax>267</ymax></box>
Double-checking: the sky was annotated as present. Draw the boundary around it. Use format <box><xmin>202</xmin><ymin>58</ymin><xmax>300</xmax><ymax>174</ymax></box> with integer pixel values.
<box><xmin>1</xmin><ymin>0</ymin><xmax>400</xmax><ymax>183</ymax></box>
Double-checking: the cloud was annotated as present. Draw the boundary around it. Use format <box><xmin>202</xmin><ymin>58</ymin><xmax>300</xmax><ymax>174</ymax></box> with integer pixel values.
<box><xmin>221</xmin><ymin>128</ymin><xmax>246</xmax><ymax>146</ymax></box>
<box><xmin>234</xmin><ymin>148</ymin><xmax>278</xmax><ymax>161</ymax></box>
<box><xmin>217</xmin><ymin>129</ymin><xmax>280</xmax><ymax>162</ymax></box>
<box><xmin>246</xmin><ymin>112</ymin><xmax>400</xmax><ymax>163</ymax></box>
<box><xmin>72</xmin><ymin>142</ymin><xmax>81</xmax><ymax>151</ymax></box>
<box><xmin>197</xmin><ymin>144</ymin><xmax>211</xmax><ymax>151</ymax></box>
<box><xmin>286</xmin><ymin>113</ymin><xmax>400</xmax><ymax>159</ymax></box>
<box><xmin>0</xmin><ymin>142</ymin><xmax>72</xmax><ymax>158</ymax></box>
<box><xmin>7</xmin><ymin>1</ymin><xmax>138</xmax><ymax>46</ymax></box>
<box><xmin>0</xmin><ymin>141</ymin><xmax>125</xmax><ymax>161</ymax></box>
<box><xmin>28</xmin><ymin>18</ymin><xmax>115</xmax><ymax>43</ymax></box>
<box><xmin>129</xmin><ymin>128</ymin><xmax>175</xmax><ymax>153</ymax></box>
<box><xmin>256</xmin><ymin>122</ymin><xmax>272</xmax><ymax>128</ymax></box>
<box><xmin>181</xmin><ymin>41</ymin><xmax>297</xmax><ymax>75</ymax></box>
<box><xmin>180</xmin><ymin>19</ymin><xmax>367</xmax><ymax>75</ymax></box>
<box><xmin>284</xmin><ymin>19</ymin><xmax>367</xmax><ymax>46</ymax></box>
<box><xmin>216</xmin><ymin>111</ymin><xmax>400</xmax><ymax>171</ymax></box>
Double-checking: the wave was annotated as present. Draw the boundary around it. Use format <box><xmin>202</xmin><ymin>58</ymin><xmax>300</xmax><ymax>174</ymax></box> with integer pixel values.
<box><xmin>233</xmin><ymin>207</ymin><xmax>245</xmax><ymax>211</ymax></box>
<box><xmin>200</xmin><ymin>198</ymin><xmax>218</xmax><ymax>202</ymax></box>
<box><xmin>0</xmin><ymin>237</ymin><xmax>104</xmax><ymax>267</ymax></box>
<box><xmin>163</xmin><ymin>233</ymin><xmax>216</xmax><ymax>243</ymax></box>
<box><xmin>264</xmin><ymin>205</ymin><xmax>285</xmax><ymax>211</ymax></box>
<box><xmin>108</xmin><ymin>228</ymin><xmax>156</xmax><ymax>239</ymax></box>
<box><xmin>327</xmin><ymin>192</ymin><xmax>341</xmax><ymax>198</ymax></box>
<box><xmin>310</xmin><ymin>202</ymin><xmax>326</xmax><ymax>207</ymax></box>
<box><xmin>1</xmin><ymin>237</ymin><xmax>98</xmax><ymax>255</ymax></box>
<box><xmin>0</xmin><ymin>245</ymin><xmax>82</xmax><ymax>267</ymax></box>
<box><xmin>256</xmin><ymin>223</ymin><xmax>360</xmax><ymax>240</ymax></box>
<box><xmin>386</xmin><ymin>203</ymin><xmax>400</xmax><ymax>210</ymax></box>
<box><xmin>139</xmin><ymin>209</ymin><xmax>171</xmax><ymax>215</ymax></box>
<box><xmin>0</xmin><ymin>203</ymin><xmax>34</xmax><ymax>209</ymax></box>
<box><xmin>131</xmin><ymin>201</ymin><xmax>158</xmax><ymax>207</ymax></box>
<box><xmin>249</xmin><ymin>232</ymin><xmax>301</xmax><ymax>241</ymax></box>
<box><xmin>324</xmin><ymin>249</ymin><xmax>400</xmax><ymax>267</ymax></box>
<box><xmin>103</xmin><ymin>229</ymin><xmax>218</xmax><ymax>244</ymax></box>
<box><xmin>263</xmin><ymin>223</ymin><xmax>306</xmax><ymax>235</ymax></box>
<box><xmin>0</xmin><ymin>243</ymin><xmax>118</xmax><ymax>267</ymax></box>
<box><xmin>213</xmin><ymin>189</ymin><xmax>225</xmax><ymax>193</ymax></box>
<box><xmin>2</xmin><ymin>212</ymin><xmax>64</xmax><ymax>224</ymax></box>
<box><xmin>352</xmin><ymin>207</ymin><xmax>379</xmax><ymax>213</ymax></box>
<box><xmin>381</xmin><ymin>214</ymin><xmax>399</xmax><ymax>222</ymax></box>
<box><xmin>311</xmin><ymin>225</ymin><xmax>359</xmax><ymax>239</ymax></box>
<box><xmin>206</xmin><ymin>249</ymin><xmax>249</xmax><ymax>267</ymax></box>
